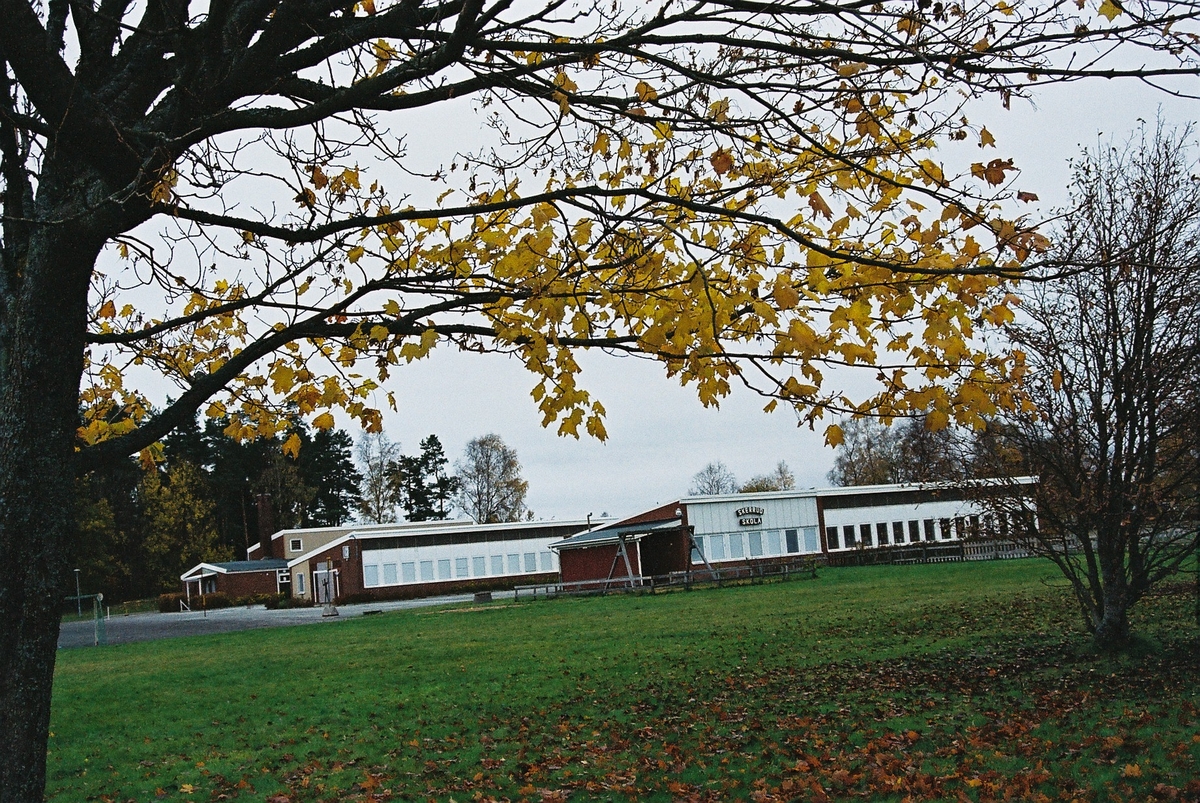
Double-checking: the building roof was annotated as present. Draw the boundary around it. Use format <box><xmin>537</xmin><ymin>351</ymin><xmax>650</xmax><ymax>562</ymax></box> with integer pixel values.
<box><xmin>678</xmin><ymin>476</ymin><xmax>1039</xmax><ymax>505</ymax></box>
<box><xmin>246</xmin><ymin>519</ymin><xmax>465</xmax><ymax>558</ymax></box>
<box><xmin>550</xmin><ymin>518</ymin><xmax>683</xmax><ymax>550</ymax></box>
<box><xmin>180</xmin><ymin>559</ymin><xmax>288</xmax><ymax>581</ymax></box>
<box><xmin>286</xmin><ymin>517</ymin><xmax>614</xmax><ymax>568</ymax></box>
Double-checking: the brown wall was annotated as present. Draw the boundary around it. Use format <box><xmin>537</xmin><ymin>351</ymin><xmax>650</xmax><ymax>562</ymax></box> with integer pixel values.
<box><xmin>615</xmin><ymin>502</ymin><xmax>681</xmax><ymax>528</ymax></box>
<box><xmin>559</xmin><ymin>543</ymin><xmax>641</xmax><ymax>584</ymax></box>
<box><xmin>214</xmin><ymin>570</ymin><xmax>279</xmax><ymax>598</ymax></box>
<box><xmin>337</xmin><ymin>573</ymin><xmax>560</xmax><ymax>604</ymax></box>
<box><xmin>638</xmin><ymin>528</ymin><xmax>690</xmax><ymax>576</ymax></box>
<box><xmin>300</xmin><ymin>540</ymin><xmax>364</xmax><ymax>601</ymax></box>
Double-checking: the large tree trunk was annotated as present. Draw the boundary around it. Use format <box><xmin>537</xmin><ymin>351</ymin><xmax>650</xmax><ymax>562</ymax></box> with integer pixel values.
<box><xmin>1091</xmin><ymin>553</ymin><xmax>1133</xmax><ymax>652</ymax></box>
<box><xmin>0</xmin><ymin>192</ymin><xmax>103</xmax><ymax>800</ymax></box>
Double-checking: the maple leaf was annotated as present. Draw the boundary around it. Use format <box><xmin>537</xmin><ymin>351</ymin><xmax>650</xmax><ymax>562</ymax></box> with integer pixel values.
<box><xmin>808</xmin><ymin>191</ymin><xmax>833</xmax><ymax>219</ymax></box>
<box><xmin>1098</xmin><ymin>0</ymin><xmax>1124</xmax><ymax>20</ymax></box>
<box><xmin>971</xmin><ymin>158</ymin><xmax>1016</xmax><ymax>186</ymax></box>
<box><xmin>710</xmin><ymin>149</ymin><xmax>735</xmax><ymax>175</ymax></box>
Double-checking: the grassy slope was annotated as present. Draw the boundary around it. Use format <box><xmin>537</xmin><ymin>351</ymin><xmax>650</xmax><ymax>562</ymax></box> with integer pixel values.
<box><xmin>49</xmin><ymin>559</ymin><xmax>1199</xmax><ymax>802</ymax></box>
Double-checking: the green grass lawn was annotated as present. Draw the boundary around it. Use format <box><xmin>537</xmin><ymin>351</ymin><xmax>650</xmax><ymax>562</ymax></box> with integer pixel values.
<box><xmin>49</xmin><ymin>559</ymin><xmax>1199</xmax><ymax>802</ymax></box>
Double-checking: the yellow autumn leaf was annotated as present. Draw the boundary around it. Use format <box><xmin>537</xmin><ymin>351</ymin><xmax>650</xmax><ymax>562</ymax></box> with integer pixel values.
<box><xmin>97</xmin><ymin>300</ymin><xmax>117</xmax><ymax>319</ymax></box>
<box><xmin>312</xmin><ymin>412</ymin><xmax>336</xmax><ymax>431</ymax></box>
<box><xmin>369</xmin><ymin>324</ymin><xmax>390</xmax><ymax>341</ymax></box>
<box><xmin>635</xmin><ymin>81</ymin><xmax>658</xmax><ymax>102</ymax></box>
<box><xmin>773</xmin><ymin>281</ymin><xmax>800</xmax><ymax>309</ymax></box>
<box><xmin>281</xmin><ymin>433</ymin><xmax>302</xmax><ymax>459</ymax></box>
<box><xmin>347</xmin><ymin>246</ymin><xmax>365</xmax><ymax>263</ymax></box>
<box><xmin>825</xmin><ymin>424</ymin><xmax>844</xmax><ymax>447</ymax></box>
<box><xmin>1098</xmin><ymin>0</ymin><xmax>1123</xmax><ymax>20</ymax></box>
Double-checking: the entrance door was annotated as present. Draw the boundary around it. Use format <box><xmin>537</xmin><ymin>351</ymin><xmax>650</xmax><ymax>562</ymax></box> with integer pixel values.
<box><xmin>313</xmin><ymin>562</ymin><xmax>339</xmax><ymax>603</ymax></box>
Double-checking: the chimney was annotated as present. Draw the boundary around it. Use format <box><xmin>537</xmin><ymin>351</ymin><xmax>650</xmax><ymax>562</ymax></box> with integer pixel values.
<box><xmin>257</xmin><ymin>494</ymin><xmax>276</xmax><ymax>559</ymax></box>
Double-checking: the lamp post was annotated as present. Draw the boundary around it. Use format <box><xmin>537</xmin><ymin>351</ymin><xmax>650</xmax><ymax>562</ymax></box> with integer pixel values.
<box><xmin>73</xmin><ymin>568</ymin><xmax>81</xmax><ymax>616</ymax></box>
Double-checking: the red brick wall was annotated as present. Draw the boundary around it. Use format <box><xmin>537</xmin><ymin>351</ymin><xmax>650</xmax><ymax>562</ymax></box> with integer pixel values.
<box><xmin>215</xmin><ymin>570</ymin><xmax>279</xmax><ymax>597</ymax></box>
<box><xmin>299</xmin><ymin>540</ymin><xmax>364</xmax><ymax>600</ymax></box>
<box><xmin>559</xmin><ymin>543</ymin><xmax>641</xmax><ymax>584</ymax></box>
<box><xmin>614</xmin><ymin>502</ymin><xmax>681</xmax><ymax>528</ymax></box>
<box><xmin>337</xmin><ymin>572</ymin><xmax>560</xmax><ymax>604</ymax></box>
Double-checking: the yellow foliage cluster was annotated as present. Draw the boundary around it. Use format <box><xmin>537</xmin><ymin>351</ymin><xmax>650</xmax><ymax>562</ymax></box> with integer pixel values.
<box><xmin>81</xmin><ymin>54</ymin><xmax>1049</xmax><ymax>456</ymax></box>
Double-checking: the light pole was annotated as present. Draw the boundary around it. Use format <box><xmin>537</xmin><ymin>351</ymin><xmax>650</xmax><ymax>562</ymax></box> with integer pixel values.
<box><xmin>73</xmin><ymin>568</ymin><xmax>81</xmax><ymax>616</ymax></box>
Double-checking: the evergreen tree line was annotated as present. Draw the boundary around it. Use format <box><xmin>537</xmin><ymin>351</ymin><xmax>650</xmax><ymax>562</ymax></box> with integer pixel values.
<box><xmin>74</xmin><ymin>426</ymin><xmax>534</xmax><ymax>601</ymax></box>
<box><xmin>73</xmin><ymin>414</ymin><xmax>361</xmax><ymax>602</ymax></box>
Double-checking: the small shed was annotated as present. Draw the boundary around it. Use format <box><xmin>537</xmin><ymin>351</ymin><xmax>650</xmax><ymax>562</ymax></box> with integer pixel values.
<box><xmin>180</xmin><ymin>559</ymin><xmax>290</xmax><ymax>601</ymax></box>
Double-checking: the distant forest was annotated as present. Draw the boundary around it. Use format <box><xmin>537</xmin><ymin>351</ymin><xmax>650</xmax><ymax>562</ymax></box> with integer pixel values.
<box><xmin>74</xmin><ymin>414</ymin><xmax>361</xmax><ymax>602</ymax></box>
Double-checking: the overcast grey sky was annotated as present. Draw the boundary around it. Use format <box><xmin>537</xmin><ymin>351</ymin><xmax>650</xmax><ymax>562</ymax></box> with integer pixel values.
<box><xmin>356</xmin><ymin>75</ymin><xmax>1196</xmax><ymax>522</ymax></box>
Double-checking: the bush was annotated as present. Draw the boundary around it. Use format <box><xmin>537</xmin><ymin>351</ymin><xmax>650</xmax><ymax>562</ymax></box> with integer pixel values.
<box><xmin>232</xmin><ymin>593</ymin><xmax>279</xmax><ymax>607</ymax></box>
<box><xmin>263</xmin><ymin>594</ymin><xmax>314</xmax><ymax>609</ymax></box>
<box><xmin>197</xmin><ymin>592</ymin><xmax>233</xmax><ymax>610</ymax></box>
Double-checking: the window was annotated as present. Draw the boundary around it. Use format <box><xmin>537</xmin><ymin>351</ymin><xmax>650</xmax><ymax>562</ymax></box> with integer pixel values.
<box><xmin>729</xmin><ymin>533</ymin><xmax>745</xmax><ymax>559</ymax></box>
<box><xmin>877</xmin><ymin>522</ymin><xmax>889</xmax><ymax>546</ymax></box>
<box><xmin>860</xmin><ymin>523</ymin><xmax>873</xmax><ymax>547</ymax></box>
<box><xmin>437</xmin><ymin>559</ymin><xmax>451</xmax><ymax>580</ymax></box>
<box><xmin>521</xmin><ymin>553</ymin><xmax>535</xmax><ymax>572</ymax></box>
<box><xmin>456</xmin><ymin>557</ymin><xmax>469</xmax><ymax>577</ymax></box>
<box><xmin>710</xmin><ymin>535</ymin><xmax>727</xmax><ymax>561</ymax></box>
<box><xmin>826</xmin><ymin>526</ymin><xmax>840</xmax><ymax>550</ymax></box>
<box><xmin>925</xmin><ymin>519</ymin><xmax>937</xmax><ymax>541</ymax></box>
<box><xmin>803</xmin><ymin>527</ymin><xmax>819</xmax><ymax>552</ymax></box>
<box><xmin>748</xmin><ymin>531</ymin><xmax>763</xmax><ymax>557</ymax></box>
<box><xmin>969</xmin><ymin>515</ymin><xmax>980</xmax><ymax>538</ymax></box>
<box><xmin>420</xmin><ymin>561</ymin><xmax>434</xmax><ymax>582</ymax></box>
<box><xmin>383</xmin><ymin>563</ymin><xmax>398</xmax><ymax>584</ymax></box>
<box><xmin>296</xmin><ymin>574</ymin><xmax>305</xmax><ymax>595</ymax></box>
<box><xmin>909</xmin><ymin>520</ymin><xmax>920</xmax><ymax>542</ymax></box>
<box><xmin>402</xmin><ymin>562</ymin><xmax>416</xmax><ymax>583</ymax></box>
<box><xmin>473</xmin><ymin>556</ymin><xmax>487</xmax><ymax>576</ymax></box>
<box><xmin>364</xmin><ymin>565</ymin><xmax>380</xmax><ymax>586</ymax></box>
<box><xmin>539</xmin><ymin>552</ymin><xmax>554</xmax><ymax>572</ymax></box>
<box><xmin>843</xmin><ymin>525</ymin><xmax>857</xmax><ymax>548</ymax></box>
<box><xmin>937</xmin><ymin>518</ymin><xmax>950</xmax><ymax>540</ymax></box>
<box><xmin>507</xmin><ymin>554</ymin><xmax>521</xmax><ymax>574</ymax></box>
<box><xmin>289</xmin><ymin>538</ymin><xmax>303</xmax><ymax>552</ymax></box>
<box><xmin>690</xmin><ymin>536</ymin><xmax>705</xmax><ymax>563</ymax></box>
<box><xmin>779</xmin><ymin>529</ymin><xmax>794</xmax><ymax>553</ymax></box>
<box><xmin>893</xmin><ymin>521</ymin><xmax>905</xmax><ymax>543</ymax></box>
<box><xmin>768</xmin><ymin>530</ymin><xmax>783</xmax><ymax>555</ymax></box>
<box><xmin>954</xmin><ymin>517</ymin><xmax>966</xmax><ymax>539</ymax></box>
<box><xmin>491</xmin><ymin>555</ymin><xmax>504</xmax><ymax>575</ymax></box>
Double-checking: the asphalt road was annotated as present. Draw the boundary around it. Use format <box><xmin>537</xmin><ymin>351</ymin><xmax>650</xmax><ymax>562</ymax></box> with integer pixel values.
<box><xmin>57</xmin><ymin>591</ymin><xmax>515</xmax><ymax>649</ymax></box>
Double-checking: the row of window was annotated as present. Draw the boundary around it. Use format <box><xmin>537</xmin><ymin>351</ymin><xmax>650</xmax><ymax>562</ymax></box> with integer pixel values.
<box><xmin>690</xmin><ymin>528</ymin><xmax>820</xmax><ymax>564</ymax></box>
<box><xmin>362</xmin><ymin>550</ymin><xmax>555</xmax><ymax>587</ymax></box>
<box><xmin>826</xmin><ymin>511</ymin><xmax>1028</xmax><ymax>550</ymax></box>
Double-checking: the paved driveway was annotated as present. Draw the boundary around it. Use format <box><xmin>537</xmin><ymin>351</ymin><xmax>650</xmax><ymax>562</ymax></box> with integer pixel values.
<box><xmin>58</xmin><ymin>592</ymin><xmax>515</xmax><ymax>649</ymax></box>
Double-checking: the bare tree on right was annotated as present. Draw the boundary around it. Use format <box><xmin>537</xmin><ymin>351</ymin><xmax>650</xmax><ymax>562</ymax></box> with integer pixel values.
<box><xmin>984</xmin><ymin>123</ymin><xmax>1200</xmax><ymax>651</ymax></box>
<box><xmin>455</xmin><ymin>435</ymin><xmax>530</xmax><ymax>524</ymax></box>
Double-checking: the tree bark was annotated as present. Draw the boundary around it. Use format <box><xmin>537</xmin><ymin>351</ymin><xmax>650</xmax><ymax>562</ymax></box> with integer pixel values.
<box><xmin>0</xmin><ymin>171</ymin><xmax>106</xmax><ymax>800</ymax></box>
<box><xmin>1092</xmin><ymin>556</ymin><xmax>1132</xmax><ymax>651</ymax></box>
